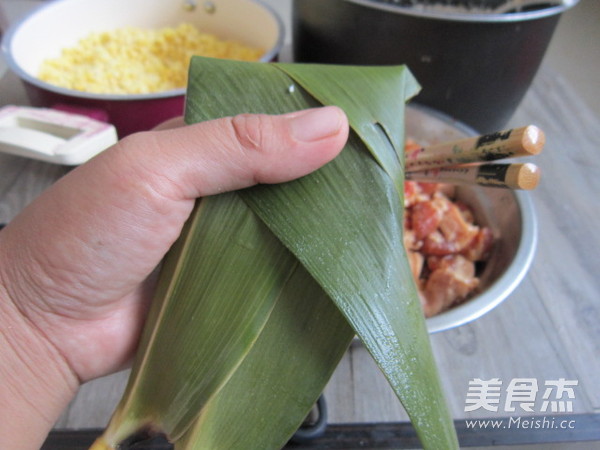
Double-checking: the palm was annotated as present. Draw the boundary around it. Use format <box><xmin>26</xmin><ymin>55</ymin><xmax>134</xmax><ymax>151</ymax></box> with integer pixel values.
<box><xmin>4</xmin><ymin>142</ymin><xmax>194</xmax><ymax>381</ymax></box>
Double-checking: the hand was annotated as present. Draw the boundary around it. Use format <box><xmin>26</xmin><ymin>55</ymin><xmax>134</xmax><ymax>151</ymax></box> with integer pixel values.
<box><xmin>0</xmin><ymin>106</ymin><xmax>348</xmax><ymax>449</ymax></box>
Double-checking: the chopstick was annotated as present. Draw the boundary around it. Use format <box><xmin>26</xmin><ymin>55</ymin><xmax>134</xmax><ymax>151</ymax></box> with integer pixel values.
<box><xmin>406</xmin><ymin>162</ymin><xmax>541</xmax><ymax>190</ymax></box>
<box><xmin>405</xmin><ymin>125</ymin><xmax>545</xmax><ymax>172</ymax></box>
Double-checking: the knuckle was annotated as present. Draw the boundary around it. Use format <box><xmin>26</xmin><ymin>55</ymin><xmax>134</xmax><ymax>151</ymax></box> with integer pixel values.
<box><xmin>230</xmin><ymin>113</ymin><xmax>282</xmax><ymax>155</ymax></box>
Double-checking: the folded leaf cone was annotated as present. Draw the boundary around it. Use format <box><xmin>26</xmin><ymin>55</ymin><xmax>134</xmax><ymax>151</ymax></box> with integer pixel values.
<box><xmin>92</xmin><ymin>193</ymin><xmax>301</xmax><ymax>446</ymax></box>
<box><xmin>176</xmin><ymin>261</ymin><xmax>354</xmax><ymax>449</ymax></box>
<box><xmin>92</xmin><ymin>57</ymin><xmax>458</xmax><ymax>450</ymax></box>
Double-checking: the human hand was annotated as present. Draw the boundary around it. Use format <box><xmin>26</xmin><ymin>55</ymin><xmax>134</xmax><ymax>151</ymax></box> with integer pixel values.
<box><xmin>0</xmin><ymin>106</ymin><xmax>348</xmax><ymax>449</ymax></box>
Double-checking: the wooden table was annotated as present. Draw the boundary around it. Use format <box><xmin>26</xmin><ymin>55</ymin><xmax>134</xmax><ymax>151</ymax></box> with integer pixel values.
<box><xmin>1</xmin><ymin>22</ymin><xmax>599</xmax><ymax>450</ymax></box>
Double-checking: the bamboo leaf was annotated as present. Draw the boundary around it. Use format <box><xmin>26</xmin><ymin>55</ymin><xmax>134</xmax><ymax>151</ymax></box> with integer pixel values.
<box><xmin>276</xmin><ymin>62</ymin><xmax>420</xmax><ymax>193</ymax></box>
<box><xmin>176</xmin><ymin>263</ymin><xmax>354</xmax><ymax>450</ymax></box>
<box><xmin>95</xmin><ymin>56</ymin><xmax>457</xmax><ymax>450</ymax></box>
<box><xmin>184</xmin><ymin>57</ymin><xmax>458</xmax><ymax>449</ymax></box>
<box><xmin>94</xmin><ymin>193</ymin><xmax>300</xmax><ymax>447</ymax></box>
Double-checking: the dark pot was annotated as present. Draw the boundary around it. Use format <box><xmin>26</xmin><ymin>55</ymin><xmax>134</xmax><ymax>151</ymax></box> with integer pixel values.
<box><xmin>292</xmin><ymin>0</ymin><xmax>578</xmax><ymax>133</ymax></box>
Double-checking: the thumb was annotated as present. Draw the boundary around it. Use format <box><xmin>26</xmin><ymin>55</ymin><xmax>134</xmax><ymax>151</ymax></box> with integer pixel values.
<box><xmin>120</xmin><ymin>105</ymin><xmax>349</xmax><ymax>199</ymax></box>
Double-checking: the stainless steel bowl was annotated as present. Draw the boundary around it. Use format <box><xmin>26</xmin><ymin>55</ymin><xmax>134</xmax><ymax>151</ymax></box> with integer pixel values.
<box><xmin>405</xmin><ymin>104</ymin><xmax>538</xmax><ymax>333</ymax></box>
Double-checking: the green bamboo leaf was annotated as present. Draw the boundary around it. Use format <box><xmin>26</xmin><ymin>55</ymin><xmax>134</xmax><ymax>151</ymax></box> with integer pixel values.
<box><xmin>276</xmin><ymin>62</ymin><xmax>420</xmax><ymax>192</ymax></box>
<box><xmin>93</xmin><ymin>193</ymin><xmax>299</xmax><ymax>447</ymax></box>
<box><xmin>176</xmin><ymin>263</ymin><xmax>354</xmax><ymax>450</ymax></box>
<box><xmin>184</xmin><ymin>56</ymin><xmax>458</xmax><ymax>449</ymax></box>
<box><xmin>95</xmin><ymin>56</ymin><xmax>457</xmax><ymax>450</ymax></box>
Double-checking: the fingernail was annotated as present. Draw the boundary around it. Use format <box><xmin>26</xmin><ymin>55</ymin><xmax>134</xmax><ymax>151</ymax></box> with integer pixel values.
<box><xmin>288</xmin><ymin>106</ymin><xmax>344</xmax><ymax>142</ymax></box>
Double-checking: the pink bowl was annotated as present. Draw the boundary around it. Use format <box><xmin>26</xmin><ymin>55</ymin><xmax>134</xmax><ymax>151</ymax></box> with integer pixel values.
<box><xmin>2</xmin><ymin>0</ymin><xmax>284</xmax><ymax>137</ymax></box>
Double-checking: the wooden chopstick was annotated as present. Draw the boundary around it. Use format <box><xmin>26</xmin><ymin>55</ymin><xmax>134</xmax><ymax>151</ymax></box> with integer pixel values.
<box><xmin>405</xmin><ymin>125</ymin><xmax>545</xmax><ymax>172</ymax></box>
<box><xmin>406</xmin><ymin>162</ymin><xmax>541</xmax><ymax>190</ymax></box>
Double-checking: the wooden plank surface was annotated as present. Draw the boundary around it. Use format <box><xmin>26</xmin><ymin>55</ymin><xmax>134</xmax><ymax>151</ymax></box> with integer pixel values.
<box><xmin>323</xmin><ymin>66</ymin><xmax>600</xmax><ymax>425</ymax></box>
<box><xmin>510</xmin><ymin>73</ymin><xmax>600</xmax><ymax>412</ymax></box>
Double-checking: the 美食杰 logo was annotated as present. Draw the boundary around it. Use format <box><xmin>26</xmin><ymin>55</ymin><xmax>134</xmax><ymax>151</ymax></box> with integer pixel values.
<box><xmin>463</xmin><ymin>378</ymin><xmax>579</xmax><ymax>431</ymax></box>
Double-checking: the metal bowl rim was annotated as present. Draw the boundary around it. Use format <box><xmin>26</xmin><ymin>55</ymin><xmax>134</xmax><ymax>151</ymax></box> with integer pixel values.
<box><xmin>426</xmin><ymin>190</ymin><xmax>537</xmax><ymax>333</ymax></box>
<box><xmin>345</xmin><ymin>0</ymin><xmax>579</xmax><ymax>23</ymax></box>
<box><xmin>411</xmin><ymin>104</ymin><xmax>539</xmax><ymax>333</ymax></box>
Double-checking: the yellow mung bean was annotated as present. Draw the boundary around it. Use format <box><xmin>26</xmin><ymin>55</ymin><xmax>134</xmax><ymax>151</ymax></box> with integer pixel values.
<box><xmin>38</xmin><ymin>23</ymin><xmax>264</xmax><ymax>94</ymax></box>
